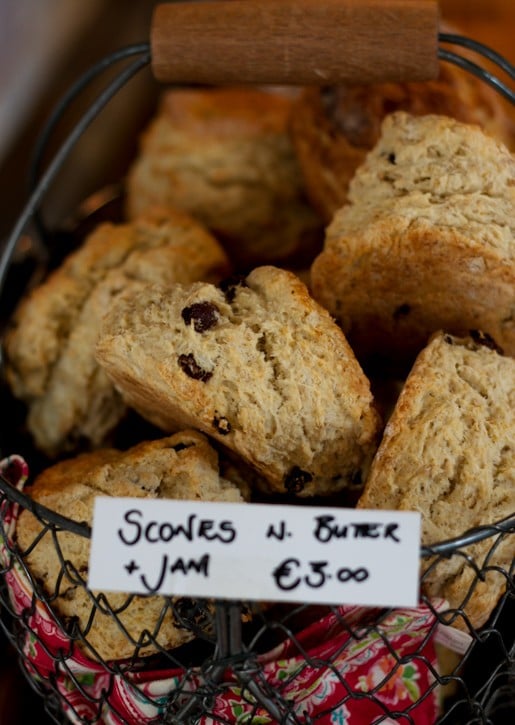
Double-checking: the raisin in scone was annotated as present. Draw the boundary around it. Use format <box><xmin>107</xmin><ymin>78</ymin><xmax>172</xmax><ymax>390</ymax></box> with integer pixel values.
<box><xmin>95</xmin><ymin>266</ymin><xmax>381</xmax><ymax>497</ymax></box>
<box><xmin>16</xmin><ymin>430</ymin><xmax>246</xmax><ymax>661</ymax></box>
<box><xmin>311</xmin><ymin>112</ymin><xmax>515</xmax><ymax>366</ymax></box>
<box><xmin>292</xmin><ymin>62</ymin><xmax>515</xmax><ymax>222</ymax></box>
<box><xmin>125</xmin><ymin>87</ymin><xmax>323</xmax><ymax>268</ymax></box>
<box><xmin>3</xmin><ymin>207</ymin><xmax>230</xmax><ymax>457</ymax></box>
<box><xmin>357</xmin><ymin>332</ymin><xmax>515</xmax><ymax>631</ymax></box>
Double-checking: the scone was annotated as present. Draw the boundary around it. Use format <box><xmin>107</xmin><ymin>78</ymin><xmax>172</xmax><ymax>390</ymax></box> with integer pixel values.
<box><xmin>3</xmin><ymin>207</ymin><xmax>230</xmax><ymax>457</ymax></box>
<box><xmin>125</xmin><ymin>87</ymin><xmax>323</xmax><ymax>268</ymax></box>
<box><xmin>95</xmin><ymin>266</ymin><xmax>381</xmax><ymax>497</ymax></box>
<box><xmin>16</xmin><ymin>430</ymin><xmax>246</xmax><ymax>661</ymax></box>
<box><xmin>292</xmin><ymin>62</ymin><xmax>515</xmax><ymax>222</ymax></box>
<box><xmin>357</xmin><ymin>332</ymin><xmax>515</xmax><ymax>631</ymax></box>
<box><xmin>311</xmin><ymin>112</ymin><xmax>515</xmax><ymax>367</ymax></box>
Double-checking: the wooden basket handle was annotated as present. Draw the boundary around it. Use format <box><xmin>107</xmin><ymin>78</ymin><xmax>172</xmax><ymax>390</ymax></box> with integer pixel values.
<box><xmin>150</xmin><ymin>0</ymin><xmax>440</xmax><ymax>86</ymax></box>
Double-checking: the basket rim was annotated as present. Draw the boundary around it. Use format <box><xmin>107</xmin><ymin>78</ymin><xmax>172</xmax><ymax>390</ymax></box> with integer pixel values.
<box><xmin>1</xmin><ymin>469</ymin><xmax>514</xmax><ymax>558</ymax></box>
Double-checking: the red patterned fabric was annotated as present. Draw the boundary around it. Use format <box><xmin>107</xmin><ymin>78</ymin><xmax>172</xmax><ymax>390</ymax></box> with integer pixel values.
<box><xmin>0</xmin><ymin>456</ymin><xmax>442</xmax><ymax>724</ymax></box>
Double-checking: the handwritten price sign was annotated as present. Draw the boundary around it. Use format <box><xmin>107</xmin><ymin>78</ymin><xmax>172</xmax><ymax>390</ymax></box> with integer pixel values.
<box><xmin>89</xmin><ymin>499</ymin><xmax>421</xmax><ymax>608</ymax></box>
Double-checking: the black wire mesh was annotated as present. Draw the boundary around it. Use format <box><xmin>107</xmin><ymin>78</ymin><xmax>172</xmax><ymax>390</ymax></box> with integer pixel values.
<box><xmin>0</xmin><ymin>30</ymin><xmax>514</xmax><ymax>725</ymax></box>
<box><xmin>0</xmin><ymin>455</ymin><xmax>513</xmax><ymax>724</ymax></box>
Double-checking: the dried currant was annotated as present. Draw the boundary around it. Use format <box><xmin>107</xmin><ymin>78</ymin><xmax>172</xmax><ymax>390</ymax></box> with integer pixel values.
<box><xmin>469</xmin><ymin>329</ymin><xmax>504</xmax><ymax>354</ymax></box>
<box><xmin>393</xmin><ymin>303</ymin><xmax>411</xmax><ymax>320</ymax></box>
<box><xmin>212</xmin><ymin>414</ymin><xmax>231</xmax><ymax>435</ymax></box>
<box><xmin>218</xmin><ymin>274</ymin><xmax>248</xmax><ymax>303</ymax></box>
<box><xmin>171</xmin><ymin>442</ymin><xmax>194</xmax><ymax>453</ymax></box>
<box><xmin>178</xmin><ymin>353</ymin><xmax>213</xmax><ymax>382</ymax></box>
<box><xmin>284</xmin><ymin>466</ymin><xmax>313</xmax><ymax>494</ymax></box>
<box><xmin>349</xmin><ymin>470</ymin><xmax>362</xmax><ymax>486</ymax></box>
<box><xmin>181</xmin><ymin>301</ymin><xmax>220</xmax><ymax>332</ymax></box>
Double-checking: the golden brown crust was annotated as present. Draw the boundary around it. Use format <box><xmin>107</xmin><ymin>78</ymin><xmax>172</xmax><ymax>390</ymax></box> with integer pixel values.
<box><xmin>4</xmin><ymin>208</ymin><xmax>230</xmax><ymax>456</ymax></box>
<box><xmin>310</xmin><ymin>112</ymin><xmax>515</xmax><ymax>367</ymax></box>
<box><xmin>158</xmin><ymin>86</ymin><xmax>296</xmax><ymax>138</ymax></box>
<box><xmin>292</xmin><ymin>63</ymin><xmax>515</xmax><ymax>221</ymax></box>
<box><xmin>125</xmin><ymin>87</ymin><xmax>323</xmax><ymax>268</ymax></box>
<box><xmin>357</xmin><ymin>332</ymin><xmax>515</xmax><ymax>630</ymax></box>
<box><xmin>95</xmin><ymin>266</ymin><xmax>381</xmax><ymax>497</ymax></box>
<box><xmin>16</xmin><ymin>431</ymin><xmax>245</xmax><ymax>661</ymax></box>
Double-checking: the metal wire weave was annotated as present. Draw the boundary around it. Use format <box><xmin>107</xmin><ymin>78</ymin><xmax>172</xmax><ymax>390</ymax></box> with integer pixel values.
<box><xmin>1</xmin><ymin>466</ymin><xmax>513</xmax><ymax>724</ymax></box>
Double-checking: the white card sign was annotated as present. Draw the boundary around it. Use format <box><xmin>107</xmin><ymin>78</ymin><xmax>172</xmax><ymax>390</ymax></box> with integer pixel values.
<box><xmin>88</xmin><ymin>498</ymin><xmax>421</xmax><ymax>608</ymax></box>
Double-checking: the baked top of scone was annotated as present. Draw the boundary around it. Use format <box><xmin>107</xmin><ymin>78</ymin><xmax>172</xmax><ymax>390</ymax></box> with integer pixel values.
<box><xmin>16</xmin><ymin>430</ymin><xmax>245</xmax><ymax>661</ymax></box>
<box><xmin>344</xmin><ymin>111</ymin><xmax>514</xmax><ymax>206</ymax></box>
<box><xmin>95</xmin><ymin>265</ymin><xmax>381</xmax><ymax>497</ymax></box>
<box><xmin>291</xmin><ymin>60</ymin><xmax>515</xmax><ymax>221</ymax></box>
<box><xmin>311</xmin><ymin>112</ymin><xmax>515</xmax><ymax>367</ymax></box>
<box><xmin>357</xmin><ymin>331</ymin><xmax>514</xmax><ymax>630</ymax></box>
<box><xmin>3</xmin><ymin>207</ymin><xmax>230</xmax><ymax>456</ymax></box>
<box><xmin>125</xmin><ymin>86</ymin><xmax>323</xmax><ymax>268</ymax></box>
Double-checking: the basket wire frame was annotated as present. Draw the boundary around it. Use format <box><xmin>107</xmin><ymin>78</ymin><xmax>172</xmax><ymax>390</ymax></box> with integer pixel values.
<box><xmin>0</xmin><ymin>32</ymin><xmax>514</xmax><ymax>725</ymax></box>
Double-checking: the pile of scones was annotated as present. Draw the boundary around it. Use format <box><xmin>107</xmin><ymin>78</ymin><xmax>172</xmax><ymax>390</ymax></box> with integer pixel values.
<box><xmin>3</xmin><ymin>60</ymin><xmax>514</xmax><ymax>663</ymax></box>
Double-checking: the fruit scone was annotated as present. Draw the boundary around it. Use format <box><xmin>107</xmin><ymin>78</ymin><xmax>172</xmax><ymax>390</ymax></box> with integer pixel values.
<box><xmin>95</xmin><ymin>266</ymin><xmax>381</xmax><ymax>497</ymax></box>
<box><xmin>311</xmin><ymin>111</ymin><xmax>515</xmax><ymax>367</ymax></box>
<box><xmin>125</xmin><ymin>86</ymin><xmax>324</xmax><ymax>269</ymax></box>
<box><xmin>3</xmin><ymin>207</ymin><xmax>230</xmax><ymax>457</ymax></box>
<box><xmin>292</xmin><ymin>60</ymin><xmax>515</xmax><ymax>222</ymax></box>
<box><xmin>15</xmin><ymin>430</ymin><xmax>247</xmax><ymax>661</ymax></box>
<box><xmin>357</xmin><ymin>331</ymin><xmax>515</xmax><ymax>631</ymax></box>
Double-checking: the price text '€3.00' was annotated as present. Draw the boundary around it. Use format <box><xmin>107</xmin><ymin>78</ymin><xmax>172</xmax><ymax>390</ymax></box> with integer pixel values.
<box><xmin>89</xmin><ymin>499</ymin><xmax>421</xmax><ymax>608</ymax></box>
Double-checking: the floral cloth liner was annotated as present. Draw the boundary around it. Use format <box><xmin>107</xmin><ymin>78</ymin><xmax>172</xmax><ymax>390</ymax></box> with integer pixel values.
<box><xmin>0</xmin><ymin>455</ymin><xmax>445</xmax><ymax>724</ymax></box>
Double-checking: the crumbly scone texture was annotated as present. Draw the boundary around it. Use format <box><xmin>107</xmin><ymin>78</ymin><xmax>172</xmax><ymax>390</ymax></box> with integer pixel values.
<box><xmin>357</xmin><ymin>332</ymin><xmax>515</xmax><ymax>630</ymax></box>
<box><xmin>311</xmin><ymin>112</ymin><xmax>515</xmax><ymax>364</ymax></box>
<box><xmin>95</xmin><ymin>265</ymin><xmax>381</xmax><ymax>497</ymax></box>
<box><xmin>125</xmin><ymin>87</ymin><xmax>323</xmax><ymax>268</ymax></box>
<box><xmin>16</xmin><ymin>430</ymin><xmax>245</xmax><ymax>661</ymax></box>
<box><xmin>4</xmin><ymin>207</ymin><xmax>231</xmax><ymax>456</ymax></box>
<box><xmin>292</xmin><ymin>61</ymin><xmax>515</xmax><ymax>221</ymax></box>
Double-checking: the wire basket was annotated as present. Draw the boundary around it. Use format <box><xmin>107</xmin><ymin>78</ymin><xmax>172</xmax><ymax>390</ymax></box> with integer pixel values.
<box><xmin>0</xmin><ymin>14</ymin><xmax>514</xmax><ymax>725</ymax></box>
<box><xmin>1</xmin><ymin>455</ymin><xmax>514</xmax><ymax>724</ymax></box>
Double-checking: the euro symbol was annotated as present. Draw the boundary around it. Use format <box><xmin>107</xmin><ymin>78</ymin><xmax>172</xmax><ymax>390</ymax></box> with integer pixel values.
<box><xmin>272</xmin><ymin>557</ymin><xmax>301</xmax><ymax>591</ymax></box>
